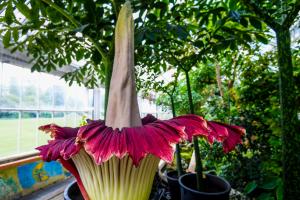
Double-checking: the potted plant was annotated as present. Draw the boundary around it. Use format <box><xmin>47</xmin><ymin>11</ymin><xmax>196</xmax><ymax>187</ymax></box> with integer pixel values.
<box><xmin>176</xmin><ymin>61</ymin><xmax>245</xmax><ymax>200</ymax></box>
<box><xmin>161</xmin><ymin>72</ymin><xmax>184</xmax><ymax>200</ymax></box>
<box><xmin>36</xmin><ymin>2</ymin><xmax>244</xmax><ymax>200</ymax></box>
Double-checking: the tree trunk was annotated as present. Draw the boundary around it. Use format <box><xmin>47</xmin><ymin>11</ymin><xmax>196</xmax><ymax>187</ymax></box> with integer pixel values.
<box><xmin>275</xmin><ymin>28</ymin><xmax>300</xmax><ymax>199</ymax></box>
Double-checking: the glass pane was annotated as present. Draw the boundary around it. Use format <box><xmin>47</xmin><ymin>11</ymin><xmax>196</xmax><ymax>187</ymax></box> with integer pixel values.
<box><xmin>54</xmin><ymin>86</ymin><xmax>65</xmax><ymax>109</ymax></box>
<box><xmin>39</xmin><ymin>73</ymin><xmax>54</xmax><ymax>109</ymax></box>
<box><xmin>0</xmin><ymin>111</ymin><xmax>19</xmax><ymax>157</ymax></box>
<box><xmin>88</xmin><ymin>89</ymin><xmax>94</xmax><ymax>108</ymax></box>
<box><xmin>65</xmin><ymin>112</ymin><xmax>77</xmax><ymax>127</ymax></box>
<box><xmin>38</xmin><ymin>112</ymin><xmax>52</xmax><ymax>145</ymax></box>
<box><xmin>20</xmin><ymin>68</ymin><xmax>39</xmax><ymax>109</ymax></box>
<box><xmin>21</xmin><ymin>81</ymin><xmax>37</xmax><ymax>108</ymax></box>
<box><xmin>20</xmin><ymin>112</ymin><xmax>38</xmax><ymax>153</ymax></box>
<box><xmin>53</xmin><ymin>112</ymin><xmax>65</xmax><ymax>126</ymax></box>
<box><xmin>0</xmin><ymin>64</ymin><xmax>21</xmax><ymax>108</ymax></box>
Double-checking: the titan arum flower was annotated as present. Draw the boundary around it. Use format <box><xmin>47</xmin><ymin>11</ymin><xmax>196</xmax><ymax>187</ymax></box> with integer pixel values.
<box><xmin>36</xmin><ymin>2</ymin><xmax>245</xmax><ymax>200</ymax></box>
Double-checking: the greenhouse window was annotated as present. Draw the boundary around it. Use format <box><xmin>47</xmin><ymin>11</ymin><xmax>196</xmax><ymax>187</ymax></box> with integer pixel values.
<box><xmin>0</xmin><ymin>62</ymin><xmax>94</xmax><ymax>158</ymax></box>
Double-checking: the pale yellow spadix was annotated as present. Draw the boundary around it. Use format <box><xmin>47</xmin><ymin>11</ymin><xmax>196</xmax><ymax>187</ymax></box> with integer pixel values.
<box><xmin>71</xmin><ymin>2</ymin><xmax>160</xmax><ymax>200</ymax></box>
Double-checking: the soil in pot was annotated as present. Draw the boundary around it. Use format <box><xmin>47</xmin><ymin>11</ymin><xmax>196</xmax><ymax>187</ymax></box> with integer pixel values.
<box><xmin>179</xmin><ymin>173</ymin><xmax>231</xmax><ymax>200</ymax></box>
<box><xmin>166</xmin><ymin>170</ymin><xmax>181</xmax><ymax>200</ymax></box>
<box><xmin>64</xmin><ymin>181</ymin><xmax>84</xmax><ymax>200</ymax></box>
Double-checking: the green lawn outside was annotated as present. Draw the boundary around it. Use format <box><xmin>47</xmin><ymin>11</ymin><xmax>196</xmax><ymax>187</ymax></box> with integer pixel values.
<box><xmin>0</xmin><ymin>116</ymin><xmax>81</xmax><ymax>158</ymax></box>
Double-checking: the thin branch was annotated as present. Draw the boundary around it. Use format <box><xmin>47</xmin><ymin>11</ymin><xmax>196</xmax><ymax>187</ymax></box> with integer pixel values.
<box><xmin>171</xmin><ymin>70</ymin><xmax>180</xmax><ymax>96</ymax></box>
<box><xmin>85</xmin><ymin>35</ymin><xmax>108</xmax><ymax>59</ymax></box>
<box><xmin>240</xmin><ymin>0</ymin><xmax>280</xmax><ymax>31</ymax></box>
<box><xmin>283</xmin><ymin>0</ymin><xmax>300</xmax><ymax>28</ymax></box>
<box><xmin>215</xmin><ymin>60</ymin><xmax>224</xmax><ymax>99</ymax></box>
<box><xmin>111</xmin><ymin>0</ymin><xmax>120</xmax><ymax>18</ymax></box>
<box><xmin>41</xmin><ymin>0</ymin><xmax>79</xmax><ymax>27</ymax></box>
<box><xmin>42</xmin><ymin>0</ymin><xmax>108</xmax><ymax>59</ymax></box>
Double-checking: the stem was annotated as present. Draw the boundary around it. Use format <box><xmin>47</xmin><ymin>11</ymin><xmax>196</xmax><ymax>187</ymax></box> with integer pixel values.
<box><xmin>85</xmin><ymin>35</ymin><xmax>108</xmax><ymax>60</ymax></box>
<box><xmin>184</xmin><ymin>70</ymin><xmax>204</xmax><ymax>191</ymax></box>
<box><xmin>41</xmin><ymin>0</ymin><xmax>79</xmax><ymax>27</ymax></box>
<box><xmin>193</xmin><ymin>137</ymin><xmax>204</xmax><ymax>190</ymax></box>
<box><xmin>215</xmin><ymin>62</ymin><xmax>224</xmax><ymax>99</ymax></box>
<box><xmin>171</xmin><ymin>95</ymin><xmax>176</xmax><ymax>117</ymax></box>
<box><xmin>275</xmin><ymin>28</ymin><xmax>300</xmax><ymax>199</ymax></box>
<box><xmin>111</xmin><ymin>0</ymin><xmax>120</xmax><ymax>17</ymax></box>
<box><xmin>171</xmin><ymin>95</ymin><xmax>184</xmax><ymax>177</ymax></box>
<box><xmin>185</xmin><ymin>70</ymin><xmax>194</xmax><ymax>114</ymax></box>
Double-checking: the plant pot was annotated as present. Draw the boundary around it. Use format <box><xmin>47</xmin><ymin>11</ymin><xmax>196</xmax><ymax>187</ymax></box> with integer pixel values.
<box><xmin>64</xmin><ymin>181</ymin><xmax>84</xmax><ymax>200</ymax></box>
<box><xmin>166</xmin><ymin>170</ymin><xmax>181</xmax><ymax>200</ymax></box>
<box><xmin>179</xmin><ymin>173</ymin><xmax>231</xmax><ymax>200</ymax></box>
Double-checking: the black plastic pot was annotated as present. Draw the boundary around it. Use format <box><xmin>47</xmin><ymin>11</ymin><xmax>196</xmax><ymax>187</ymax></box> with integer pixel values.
<box><xmin>64</xmin><ymin>181</ymin><xmax>84</xmax><ymax>200</ymax></box>
<box><xmin>179</xmin><ymin>173</ymin><xmax>231</xmax><ymax>200</ymax></box>
<box><xmin>166</xmin><ymin>170</ymin><xmax>181</xmax><ymax>200</ymax></box>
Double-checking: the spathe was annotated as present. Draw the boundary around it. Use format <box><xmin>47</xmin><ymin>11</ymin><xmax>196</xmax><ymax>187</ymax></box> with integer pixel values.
<box><xmin>105</xmin><ymin>1</ymin><xmax>141</xmax><ymax>129</ymax></box>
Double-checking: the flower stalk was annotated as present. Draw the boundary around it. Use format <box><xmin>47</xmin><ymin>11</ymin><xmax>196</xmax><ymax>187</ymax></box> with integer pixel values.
<box><xmin>184</xmin><ymin>69</ymin><xmax>204</xmax><ymax>191</ymax></box>
<box><xmin>170</xmin><ymin>95</ymin><xmax>184</xmax><ymax>177</ymax></box>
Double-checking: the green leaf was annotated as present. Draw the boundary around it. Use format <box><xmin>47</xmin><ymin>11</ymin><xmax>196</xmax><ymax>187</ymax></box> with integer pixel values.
<box><xmin>135</xmin><ymin>31</ymin><xmax>144</xmax><ymax>44</ymax></box>
<box><xmin>12</xmin><ymin>29</ymin><xmax>19</xmax><ymax>42</ymax></box>
<box><xmin>176</xmin><ymin>26</ymin><xmax>188</xmax><ymax>40</ymax></box>
<box><xmin>5</xmin><ymin>2</ymin><xmax>14</xmax><ymax>25</ymax></box>
<box><xmin>46</xmin><ymin>7</ymin><xmax>60</xmax><ymax>23</ymax></box>
<box><xmin>76</xmin><ymin>48</ymin><xmax>85</xmax><ymax>61</ymax></box>
<box><xmin>32</xmin><ymin>62</ymin><xmax>41</xmax><ymax>72</ymax></box>
<box><xmin>147</xmin><ymin>13</ymin><xmax>157</xmax><ymax>21</ymax></box>
<box><xmin>154</xmin><ymin>2</ymin><xmax>167</xmax><ymax>9</ymax></box>
<box><xmin>145</xmin><ymin>32</ymin><xmax>156</xmax><ymax>41</ymax></box>
<box><xmin>256</xmin><ymin>34</ymin><xmax>269</xmax><ymax>44</ymax></box>
<box><xmin>3</xmin><ymin>30</ymin><xmax>11</xmax><ymax>48</ymax></box>
<box><xmin>250</xmin><ymin>18</ymin><xmax>262</xmax><ymax>29</ymax></box>
<box><xmin>276</xmin><ymin>181</ymin><xmax>283</xmax><ymax>200</ymax></box>
<box><xmin>229</xmin><ymin>0</ymin><xmax>238</xmax><ymax>10</ymax></box>
<box><xmin>243</xmin><ymin>33</ymin><xmax>252</xmax><ymax>42</ymax></box>
<box><xmin>257</xmin><ymin>192</ymin><xmax>273</xmax><ymax>200</ymax></box>
<box><xmin>244</xmin><ymin>181</ymin><xmax>257</xmax><ymax>194</ymax></box>
<box><xmin>0</xmin><ymin>2</ymin><xmax>7</xmax><ymax>11</ymax></box>
<box><xmin>194</xmin><ymin>40</ymin><xmax>204</xmax><ymax>48</ymax></box>
<box><xmin>229</xmin><ymin>11</ymin><xmax>240</xmax><ymax>21</ymax></box>
<box><xmin>30</xmin><ymin>0</ymin><xmax>40</xmax><ymax>20</ymax></box>
<box><xmin>240</xmin><ymin>17</ymin><xmax>248</xmax><ymax>27</ymax></box>
<box><xmin>15</xmin><ymin>1</ymin><xmax>32</xmax><ymax>19</ymax></box>
<box><xmin>259</xmin><ymin>177</ymin><xmax>278</xmax><ymax>190</ymax></box>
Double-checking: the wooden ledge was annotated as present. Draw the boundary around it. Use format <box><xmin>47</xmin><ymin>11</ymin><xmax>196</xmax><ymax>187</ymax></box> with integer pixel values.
<box><xmin>0</xmin><ymin>153</ymin><xmax>41</xmax><ymax>170</ymax></box>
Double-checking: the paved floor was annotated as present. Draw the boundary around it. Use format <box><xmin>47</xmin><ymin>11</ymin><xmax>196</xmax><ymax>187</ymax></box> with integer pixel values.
<box><xmin>20</xmin><ymin>178</ymin><xmax>74</xmax><ymax>200</ymax></box>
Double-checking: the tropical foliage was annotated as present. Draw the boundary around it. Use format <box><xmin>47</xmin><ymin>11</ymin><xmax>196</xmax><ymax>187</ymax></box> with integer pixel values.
<box><xmin>1</xmin><ymin>0</ymin><xmax>300</xmax><ymax>199</ymax></box>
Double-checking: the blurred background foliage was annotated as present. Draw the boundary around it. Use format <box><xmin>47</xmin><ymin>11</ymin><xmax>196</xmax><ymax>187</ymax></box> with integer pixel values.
<box><xmin>156</xmin><ymin>48</ymin><xmax>300</xmax><ymax>199</ymax></box>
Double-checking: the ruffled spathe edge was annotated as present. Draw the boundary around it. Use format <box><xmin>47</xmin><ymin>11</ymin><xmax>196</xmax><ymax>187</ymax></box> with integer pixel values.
<box><xmin>76</xmin><ymin>114</ymin><xmax>211</xmax><ymax>166</ymax></box>
<box><xmin>36</xmin><ymin>114</ymin><xmax>245</xmax><ymax>166</ymax></box>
